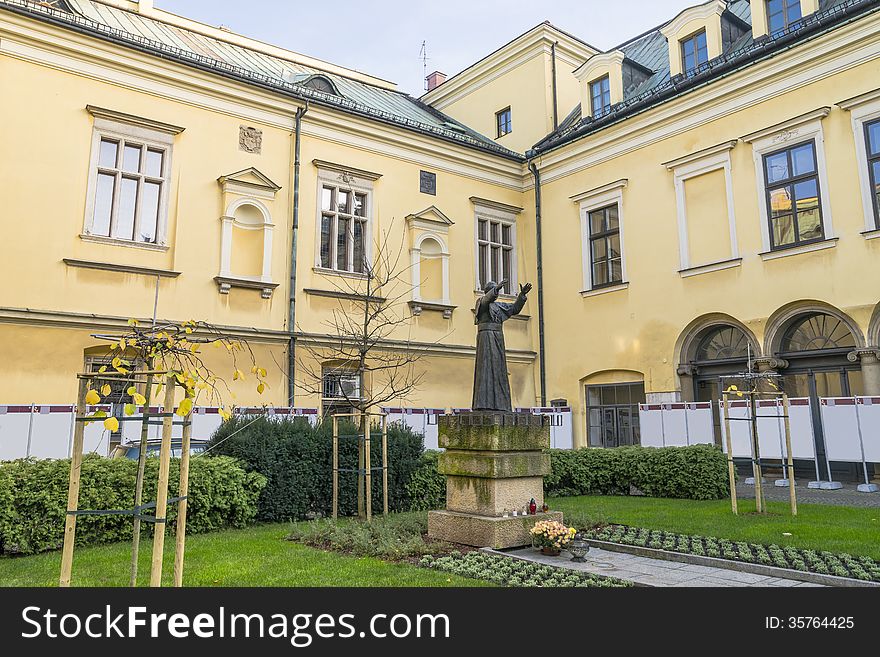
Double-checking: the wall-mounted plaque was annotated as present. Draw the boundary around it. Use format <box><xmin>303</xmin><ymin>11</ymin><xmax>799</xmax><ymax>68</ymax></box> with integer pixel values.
<box><xmin>420</xmin><ymin>170</ymin><xmax>437</xmax><ymax>196</ymax></box>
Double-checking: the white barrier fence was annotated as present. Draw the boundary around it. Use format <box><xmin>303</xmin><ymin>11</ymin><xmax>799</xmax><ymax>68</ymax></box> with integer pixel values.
<box><xmin>517</xmin><ymin>407</ymin><xmax>574</xmax><ymax>449</ymax></box>
<box><xmin>0</xmin><ymin>404</ymin><xmax>319</xmax><ymax>460</ymax></box>
<box><xmin>819</xmin><ymin>398</ymin><xmax>880</xmax><ymax>464</ymax></box>
<box><xmin>382</xmin><ymin>408</ymin><xmax>444</xmax><ymax>450</ymax></box>
<box><xmin>638</xmin><ymin>402</ymin><xmax>715</xmax><ymax>448</ymax></box>
<box><xmin>719</xmin><ymin>398</ymin><xmax>817</xmax><ymax>461</ymax></box>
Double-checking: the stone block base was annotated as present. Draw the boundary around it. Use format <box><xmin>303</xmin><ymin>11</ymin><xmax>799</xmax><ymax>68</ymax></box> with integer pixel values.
<box><xmin>445</xmin><ymin>475</ymin><xmax>545</xmax><ymax>516</ymax></box>
<box><xmin>428</xmin><ymin>510</ymin><xmax>563</xmax><ymax>549</ymax></box>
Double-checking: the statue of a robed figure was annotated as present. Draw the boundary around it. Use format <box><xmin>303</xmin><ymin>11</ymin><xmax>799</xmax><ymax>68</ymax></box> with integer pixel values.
<box><xmin>472</xmin><ymin>280</ymin><xmax>533</xmax><ymax>412</ymax></box>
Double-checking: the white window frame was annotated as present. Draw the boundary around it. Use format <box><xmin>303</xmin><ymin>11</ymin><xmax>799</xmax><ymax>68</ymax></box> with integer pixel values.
<box><xmin>742</xmin><ymin>108</ymin><xmax>835</xmax><ymax>256</ymax></box>
<box><xmin>664</xmin><ymin>141</ymin><xmax>740</xmax><ymax>274</ymax></box>
<box><xmin>83</xmin><ymin>115</ymin><xmax>176</xmax><ymax>250</ymax></box>
<box><xmin>572</xmin><ymin>180</ymin><xmax>629</xmax><ymax>295</ymax></box>
<box><xmin>472</xmin><ymin>201</ymin><xmax>518</xmax><ymax>296</ymax></box>
<box><xmin>314</xmin><ymin>168</ymin><xmax>374</xmax><ymax>277</ymax></box>
<box><xmin>838</xmin><ymin>90</ymin><xmax>880</xmax><ymax>236</ymax></box>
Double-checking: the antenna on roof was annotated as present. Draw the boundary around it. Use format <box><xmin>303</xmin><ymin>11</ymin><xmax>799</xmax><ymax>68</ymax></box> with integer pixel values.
<box><xmin>420</xmin><ymin>41</ymin><xmax>429</xmax><ymax>91</ymax></box>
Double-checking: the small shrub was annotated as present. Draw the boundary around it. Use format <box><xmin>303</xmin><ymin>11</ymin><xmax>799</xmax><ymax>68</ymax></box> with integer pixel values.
<box><xmin>209</xmin><ymin>417</ymin><xmax>427</xmax><ymax>521</ymax></box>
<box><xmin>422</xmin><ymin>551</ymin><xmax>631</xmax><ymax>588</ymax></box>
<box><xmin>0</xmin><ymin>455</ymin><xmax>264</xmax><ymax>556</ymax></box>
<box><xmin>545</xmin><ymin>444</ymin><xmax>729</xmax><ymax>501</ymax></box>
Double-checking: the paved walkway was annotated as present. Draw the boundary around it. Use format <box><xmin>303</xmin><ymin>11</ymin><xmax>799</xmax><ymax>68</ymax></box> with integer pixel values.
<box><xmin>494</xmin><ymin>546</ymin><xmax>825</xmax><ymax>588</ymax></box>
<box><xmin>736</xmin><ymin>481</ymin><xmax>880</xmax><ymax>507</ymax></box>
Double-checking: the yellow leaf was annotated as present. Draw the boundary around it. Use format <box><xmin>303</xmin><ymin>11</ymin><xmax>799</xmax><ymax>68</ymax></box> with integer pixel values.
<box><xmin>98</xmin><ymin>366</ymin><xmax>108</xmax><ymax>374</ymax></box>
<box><xmin>119</xmin><ymin>338</ymin><xmax>127</xmax><ymax>350</ymax></box>
<box><xmin>124</xmin><ymin>404</ymin><xmax>137</xmax><ymax>416</ymax></box>
<box><xmin>176</xmin><ymin>398</ymin><xmax>194</xmax><ymax>417</ymax></box>
<box><xmin>100</xmin><ymin>384</ymin><xmax>112</xmax><ymax>396</ymax></box>
<box><xmin>127</xmin><ymin>318</ymin><xmax>139</xmax><ymax>327</ymax></box>
<box><xmin>257</xmin><ymin>382</ymin><xmax>266</xmax><ymax>395</ymax></box>
<box><xmin>104</xmin><ymin>417</ymin><xmax>120</xmax><ymax>432</ymax></box>
<box><xmin>112</xmin><ymin>357</ymin><xmax>121</xmax><ymax>370</ymax></box>
<box><xmin>258</xmin><ymin>368</ymin><xmax>267</xmax><ymax>378</ymax></box>
<box><xmin>251</xmin><ymin>366</ymin><xmax>258</xmax><ymax>374</ymax></box>
<box><xmin>132</xmin><ymin>392</ymin><xmax>147</xmax><ymax>406</ymax></box>
<box><xmin>233</xmin><ymin>369</ymin><xmax>244</xmax><ymax>381</ymax></box>
<box><xmin>185</xmin><ymin>327</ymin><xmax>193</xmax><ymax>334</ymax></box>
<box><xmin>85</xmin><ymin>389</ymin><xmax>101</xmax><ymax>405</ymax></box>
<box><xmin>127</xmin><ymin>386</ymin><xmax>137</xmax><ymax>396</ymax></box>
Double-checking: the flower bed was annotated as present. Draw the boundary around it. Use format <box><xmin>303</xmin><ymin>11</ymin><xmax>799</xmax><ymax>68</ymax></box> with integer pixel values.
<box><xmin>588</xmin><ymin>525</ymin><xmax>880</xmax><ymax>582</ymax></box>
<box><xmin>419</xmin><ymin>551</ymin><xmax>631</xmax><ymax>588</ymax></box>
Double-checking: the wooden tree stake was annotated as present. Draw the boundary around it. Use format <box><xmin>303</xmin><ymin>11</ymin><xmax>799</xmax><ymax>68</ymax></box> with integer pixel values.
<box><xmin>173</xmin><ymin>415</ymin><xmax>193</xmax><ymax>587</ymax></box>
<box><xmin>149</xmin><ymin>377</ymin><xmax>176</xmax><ymax>587</ymax></box>
<box><xmin>59</xmin><ymin>378</ymin><xmax>89</xmax><ymax>587</ymax></box>
<box><xmin>332</xmin><ymin>416</ymin><xmax>339</xmax><ymax>520</ymax></box>
<box><xmin>382</xmin><ymin>416</ymin><xmax>388</xmax><ymax>516</ymax></box>
<box><xmin>129</xmin><ymin>369</ymin><xmax>153</xmax><ymax>587</ymax></box>
<box><xmin>365</xmin><ymin>416</ymin><xmax>372</xmax><ymax>522</ymax></box>
<box><xmin>722</xmin><ymin>392</ymin><xmax>738</xmax><ymax>516</ymax></box>
<box><xmin>782</xmin><ymin>394</ymin><xmax>798</xmax><ymax>516</ymax></box>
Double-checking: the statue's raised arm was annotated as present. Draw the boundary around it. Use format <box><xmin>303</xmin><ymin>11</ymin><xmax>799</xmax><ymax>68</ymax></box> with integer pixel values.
<box><xmin>472</xmin><ymin>281</ymin><xmax>532</xmax><ymax>411</ymax></box>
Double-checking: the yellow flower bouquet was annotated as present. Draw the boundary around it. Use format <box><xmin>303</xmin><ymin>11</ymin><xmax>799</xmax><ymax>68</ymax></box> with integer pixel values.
<box><xmin>530</xmin><ymin>520</ymin><xmax>577</xmax><ymax>555</ymax></box>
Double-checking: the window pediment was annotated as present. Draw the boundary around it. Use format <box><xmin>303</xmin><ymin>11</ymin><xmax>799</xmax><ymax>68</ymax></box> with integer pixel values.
<box><xmin>218</xmin><ymin>167</ymin><xmax>282</xmax><ymax>199</ymax></box>
<box><xmin>406</xmin><ymin>206</ymin><xmax>454</xmax><ymax>234</ymax></box>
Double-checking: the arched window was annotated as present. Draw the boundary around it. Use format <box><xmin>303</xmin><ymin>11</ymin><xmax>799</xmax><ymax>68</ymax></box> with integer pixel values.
<box><xmin>695</xmin><ymin>326</ymin><xmax>752</xmax><ymax>362</ymax></box>
<box><xmin>780</xmin><ymin>313</ymin><xmax>857</xmax><ymax>353</ymax></box>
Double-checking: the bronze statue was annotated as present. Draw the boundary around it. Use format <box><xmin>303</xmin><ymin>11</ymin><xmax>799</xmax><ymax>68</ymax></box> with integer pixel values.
<box><xmin>472</xmin><ymin>280</ymin><xmax>532</xmax><ymax>412</ymax></box>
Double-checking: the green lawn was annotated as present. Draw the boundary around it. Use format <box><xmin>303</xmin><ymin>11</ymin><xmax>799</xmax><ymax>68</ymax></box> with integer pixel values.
<box><xmin>552</xmin><ymin>496</ymin><xmax>880</xmax><ymax>560</ymax></box>
<box><xmin>0</xmin><ymin>523</ymin><xmax>489</xmax><ymax>588</ymax></box>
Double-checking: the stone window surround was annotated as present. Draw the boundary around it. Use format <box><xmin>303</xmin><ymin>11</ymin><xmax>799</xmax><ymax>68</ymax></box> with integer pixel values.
<box><xmin>663</xmin><ymin>140</ymin><xmax>740</xmax><ymax>275</ymax></box>
<box><xmin>82</xmin><ymin>106</ymin><xmax>183</xmax><ymax>251</ymax></box>
<box><xmin>471</xmin><ymin>197</ymin><xmax>521</xmax><ymax>297</ymax></box>
<box><xmin>742</xmin><ymin>107</ymin><xmax>834</xmax><ymax>256</ymax></box>
<box><xmin>313</xmin><ymin>163</ymin><xmax>377</xmax><ymax>276</ymax></box>
<box><xmin>572</xmin><ymin>179</ymin><xmax>629</xmax><ymax>294</ymax></box>
<box><xmin>838</xmin><ymin>89</ymin><xmax>880</xmax><ymax>235</ymax></box>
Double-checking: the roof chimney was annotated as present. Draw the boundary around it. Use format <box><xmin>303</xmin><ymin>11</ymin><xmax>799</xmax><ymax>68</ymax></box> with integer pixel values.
<box><xmin>426</xmin><ymin>71</ymin><xmax>447</xmax><ymax>92</ymax></box>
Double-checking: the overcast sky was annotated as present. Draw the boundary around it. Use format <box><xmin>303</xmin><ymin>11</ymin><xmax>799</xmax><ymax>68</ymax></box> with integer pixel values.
<box><xmin>155</xmin><ymin>0</ymin><xmax>697</xmax><ymax>95</ymax></box>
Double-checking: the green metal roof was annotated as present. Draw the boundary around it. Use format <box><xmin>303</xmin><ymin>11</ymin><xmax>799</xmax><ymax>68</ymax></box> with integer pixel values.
<box><xmin>533</xmin><ymin>0</ymin><xmax>878</xmax><ymax>155</ymax></box>
<box><xmin>1</xmin><ymin>0</ymin><xmax>523</xmax><ymax>161</ymax></box>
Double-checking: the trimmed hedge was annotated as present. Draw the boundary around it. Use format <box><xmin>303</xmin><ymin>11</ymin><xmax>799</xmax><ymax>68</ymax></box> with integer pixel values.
<box><xmin>0</xmin><ymin>455</ymin><xmax>265</xmax><ymax>556</ymax></box>
<box><xmin>544</xmin><ymin>445</ymin><xmax>730</xmax><ymax>501</ymax></box>
<box><xmin>208</xmin><ymin>417</ymin><xmax>428</xmax><ymax>521</ymax></box>
<box><xmin>405</xmin><ymin>451</ymin><xmax>446</xmax><ymax>512</ymax></box>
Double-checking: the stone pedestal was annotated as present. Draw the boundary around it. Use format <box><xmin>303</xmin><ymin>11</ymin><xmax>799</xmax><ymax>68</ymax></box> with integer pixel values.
<box><xmin>428</xmin><ymin>412</ymin><xmax>562</xmax><ymax>549</ymax></box>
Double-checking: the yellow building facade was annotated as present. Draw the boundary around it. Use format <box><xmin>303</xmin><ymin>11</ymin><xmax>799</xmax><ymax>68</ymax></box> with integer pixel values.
<box><xmin>2</xmin><ymin>0</ymin><xmax>880</xmax><ymax>476</ymax></box>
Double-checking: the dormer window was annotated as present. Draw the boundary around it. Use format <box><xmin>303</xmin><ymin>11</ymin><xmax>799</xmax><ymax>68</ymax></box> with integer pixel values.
<box><xmin>681</xmin><ymin>30</ymin><xmax>709</xmax><ymax>74</ymax></box>
<box><xmin>766</xmin><ymin>0</ymin><xmax>802</xmax><ymax>34</ymax></box>
<box><xmin>590</xmin><ymin>76</ymin><xmax>611</xmax><ymax>118</ymax></box>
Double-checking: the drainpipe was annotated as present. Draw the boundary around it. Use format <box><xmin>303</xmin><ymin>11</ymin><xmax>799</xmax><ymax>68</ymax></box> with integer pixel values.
<box><xmin>550</xmin><ymin>42</ymin><xmax>559</xmax><ymax>131</ymax></box>
<box><xmin>288</xmin><ymin>103</ymin><xmax>308</xmax><ymax>407</ymax></box>
<box><xmin>528</xmin><ymin>160</ymin><xmax>547</xmax><ymax>407</ymax></box>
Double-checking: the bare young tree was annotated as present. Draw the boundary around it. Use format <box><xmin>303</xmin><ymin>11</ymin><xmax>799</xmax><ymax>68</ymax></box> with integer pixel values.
<box><xmin>296</xmin><ymin>220</ymin><xmax>428</xmax><ymax>415</ymax></box>
<box><xmin>296</xmin><ymin>218</ymin><xmax>435</xmax><ymax>521</ymax></box>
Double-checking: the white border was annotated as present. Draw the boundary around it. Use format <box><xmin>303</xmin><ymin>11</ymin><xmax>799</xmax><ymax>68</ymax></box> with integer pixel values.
<box><xmin>744</xmin><ymin>112</ymin><xmax>834</xmax><ymax>253</ymax></box>
<box><xmin>82</xmin><ymin>115</ymin><xmax>174</xmax><ymax>249</ymax></box>
<box><xmin>839</xmin><ymin>90</ymin><xmax>880</xmax><ymax>233</ymax></box>
<box><xmin>665</xmin><ymin>142</ymin><xmax>739</xmax><ymax>272</ymax></box>
<box><xmin>314</xmin><ymin>166</ymin><xmax>375</xmax><ymax>274</ymax></box>
<box><xmin>472</xmin><ymin>200</ymin><xmax>519</xmax><ymax>294</ymax></box>
<box><xmin>411</xmin><ymin>233</ymin><xmax>450</xmax><ymax>305</ymax></box>
<box><xmin>574</xmin><ymin>180</ymin><xmax>629</xmax><ymax>293</ymax></box>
